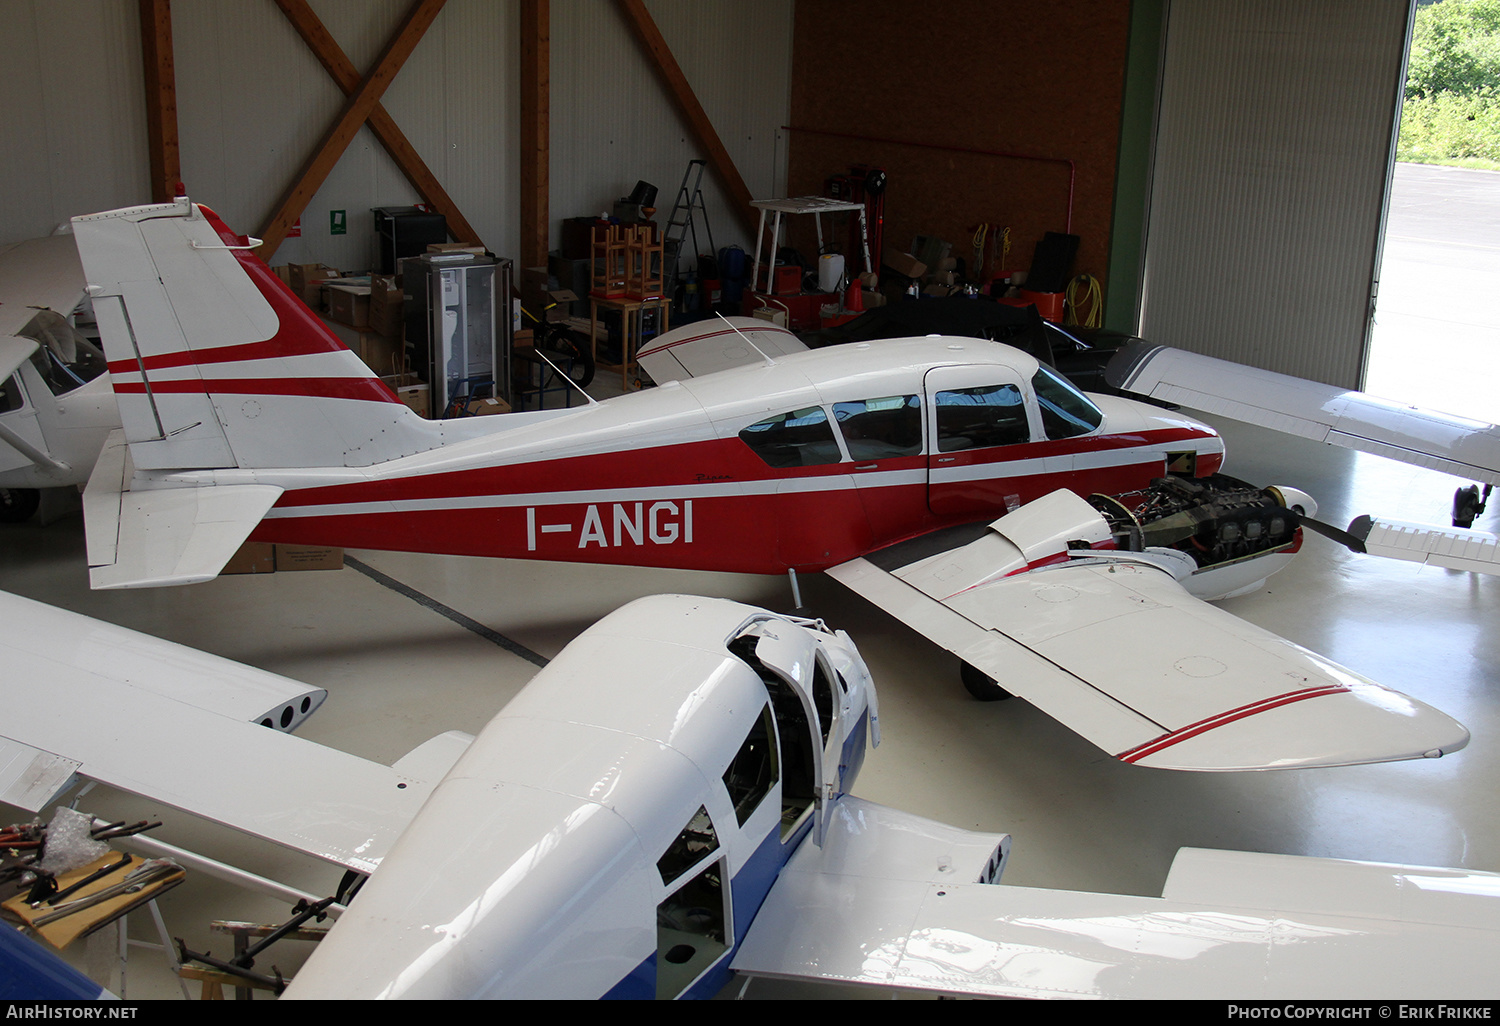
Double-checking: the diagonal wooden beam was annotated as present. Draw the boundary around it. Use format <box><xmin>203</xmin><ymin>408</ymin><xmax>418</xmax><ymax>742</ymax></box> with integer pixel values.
<box><xmin>138</xmin><ymin>0</ymin><xmax>181</xmax><ymax>204</ymax></box>
<box><xmin>272</xmin><ymin>0</ymin><xmax>483</xmax><ymax>249</ymax></box>
<box><xmin>256</xmin><ymin>0</ymin><xmax>446</xmax><ymax>260</ymax></box>
<box><xmin>518</xmin><ymin>0</ymin><xmax>549</xmax><ymax>269</ymax></box>
<box><xmin>615</xmin><ymin>0</ymin><xmax>758</xmax><ymax>237</ymax></box>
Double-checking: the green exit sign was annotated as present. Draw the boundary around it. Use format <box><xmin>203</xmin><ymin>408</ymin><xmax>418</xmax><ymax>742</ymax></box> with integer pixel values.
<box><xmin>330</xmin><ymin>209</ymin><xmax>347</xmax><ymax>235</ymax></box>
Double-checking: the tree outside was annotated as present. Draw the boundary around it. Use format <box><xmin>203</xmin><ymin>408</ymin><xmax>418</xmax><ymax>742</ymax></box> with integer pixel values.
<box><xmin>1399</xmin><ymin>0</ymin><xmax>1500</xmax><ymax>168</ymax></box>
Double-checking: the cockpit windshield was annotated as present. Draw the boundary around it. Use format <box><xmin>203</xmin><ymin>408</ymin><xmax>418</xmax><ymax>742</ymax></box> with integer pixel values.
<box><xmin>18</xmin><ymin>310</ymin><xmax>108</xmax><ymax>397</ymax></box>
<box><xmin>1031</xmin><ymin>365</ymin><xmax>1103</xmax><ymax>439</ymax></box>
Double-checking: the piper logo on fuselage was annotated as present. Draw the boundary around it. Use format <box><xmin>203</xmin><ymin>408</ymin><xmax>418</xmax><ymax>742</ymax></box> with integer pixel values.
<box><xmin>526</xmin><ymin>501</ymin><xmax>694</xmax><ymax>550</ymax></box>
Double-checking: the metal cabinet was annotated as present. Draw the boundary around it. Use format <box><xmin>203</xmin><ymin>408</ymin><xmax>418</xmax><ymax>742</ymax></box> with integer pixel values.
<box><xmin>404</xmin><ymin>254</ymin><xmax>512</xmax><ymax>416</ymax></box>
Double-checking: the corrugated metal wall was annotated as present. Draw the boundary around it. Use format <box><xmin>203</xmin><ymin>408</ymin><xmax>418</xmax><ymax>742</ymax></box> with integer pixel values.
<box><xmin>1140</xmin><ymin>0</ymin><xmax>1409</xmax><ymax>389</ymax></box>
<box><xmin>0</xmin><ymin>0</ymin><xmax>790</xmax><ymax>270</ymax></box>
<box><xmin>0</xmin><ymin>1</ymin><xmax>150</xmax><ymax>244</ymax></box>
<box><xmin>550</xmin><ymin>0</ymin><xmax>791</xmax><ymax>253</ymax></box>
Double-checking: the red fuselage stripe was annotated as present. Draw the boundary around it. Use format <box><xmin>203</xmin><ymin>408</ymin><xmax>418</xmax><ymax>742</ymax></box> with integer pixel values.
<box><xmin>1116</xmin><ymin>683</ymin><xmax>1352</xmax><ymax>763</ymax></box>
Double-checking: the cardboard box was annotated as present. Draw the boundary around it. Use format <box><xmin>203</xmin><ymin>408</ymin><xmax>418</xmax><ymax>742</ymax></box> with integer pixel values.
<box><xmin>394</xmin><ymin>381</ymin><xmax>430</xmax><ymax>418</ymax></box>
<box><xmin>881</xmin><ymin>248</ymin><xmax>927</xmax><ymax>280</ymax></box>
<box><xmin>221</xmin><ymin>541</ymin><xmax>276</xmax><ymax>575</ymax></box>
<box><xmin>274</xmin><ymin>545</ymin><xmax>344</xmax><ymax>571</ymax></box>
<box><xmin>325</xmin><ymin>319</ymin><xmax>403</xmax><ymax>377</ymax></box>
<box><xmin>428</xmin><ymin>243</ymin><xmax>486</xmax><ymax>256</ymax></box>
<box><xmin>463</xmin><ymin>396</ymin><xmax>511</xmax><ymax>417</ymax></box>
<box><xmin>369</xmin><ymin>275</ymin><xmax>404</xmax><ymax>337</ymax></box>
<box><xmin>290</xmin><ymin>263</ymin><xmax>342</xmax><ymax>311</ymax></box>
<box><xmin>326</xmin><ymin>283</ymin><xmax>370</xmax><ymax>329</ymax></box>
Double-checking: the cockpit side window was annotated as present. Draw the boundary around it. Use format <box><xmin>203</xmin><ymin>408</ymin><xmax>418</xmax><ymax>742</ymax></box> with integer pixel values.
<box><xmin>18</xmin><ymin>311</ymin><xmax>108</xmax><ymax>397</ymax></box>
<box><xmin>1031</xmin><ymin>365</ymin><xmax>1103</xmax><ymax>439</ymax></box>
<box><xmin>0</xmin><ymin>376</ymin><xmax>23</xmax><ymax>414</ymax></box>
<box><xmin>738</xmin><ymin>406</ymin><xmax>842</xmax><ymax>468</ymax></box>
<box><xmin>722</xmin><ymin>702</ymin><xmax>778</xmax><ymax>827</ymax></box>
<box><xmin>656</xmin><ymin>805</ymin><xmax>720</xmax><ymax>887</ymax></box>
<box><xmin>935</xmin><ymin>384</ymin><xmax>1030</xmax><ymax>452</ymax></box>
<box><xmin>832</xmin><ymin>394</ymin><xmax>922</xmax><ymax>460</ymax></box>
<box><xmin>812</xmin><ymin>656</ymin><xmax>835</xmax><ymax>746</ymax></box>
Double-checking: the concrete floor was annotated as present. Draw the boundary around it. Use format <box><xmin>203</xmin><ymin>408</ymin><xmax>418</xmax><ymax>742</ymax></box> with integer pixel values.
<box><xmin>2</xmin><ymin>412</ymin><xmax>1497</xmax><ymax>999</ymax></box>
<box><xmin>1367</xmin><ymin>163</ymin><xmax>1500</xmax><ymax>424</ymax></box>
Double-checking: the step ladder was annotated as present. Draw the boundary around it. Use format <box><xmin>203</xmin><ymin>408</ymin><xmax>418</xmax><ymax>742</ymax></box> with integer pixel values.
<box><xmin>662</xmin><ymin>159</ymin><xmax>716</xmax><ymax>280</ymax></box>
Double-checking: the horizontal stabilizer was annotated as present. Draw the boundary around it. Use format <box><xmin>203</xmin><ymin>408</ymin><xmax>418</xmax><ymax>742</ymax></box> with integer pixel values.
<box><xmin>734</xmin><ymin>804</ymin><xmax>1500</xmax><ymax>999</ymax></box>
<box><xmin>636</xmin><ymin>316</ymin><xmax>808</xmax><ymax>383</ymax></box>
<box><xmin>84</xmin><ymin>431</ymin><xmax>283</xmax><ymax>589</ymax></box>
<box><xmin>830</xmin><ymin>503</ymin><xmax>1469</xmax><ymax>770</ymax></box>
<box><xmin>0</xmin><ymin>591</ymin><xmax>429</xmax><ymax>873</ymax></box>
<box><xmin>1106</xmin><ymin>342</ymin><xmax>1500</xmax><ymax>484</ymax></box>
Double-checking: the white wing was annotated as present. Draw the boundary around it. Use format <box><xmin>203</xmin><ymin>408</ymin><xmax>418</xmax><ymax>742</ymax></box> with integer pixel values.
<box><xmin>828</xmin><ymin>491</ymin><xmax>1469</xmax><ymax>771</ymax></box>
<box><xmin>0</xmin><ymin>234</ymin><xmax>87</xmax><ymax>345</ymax></box>
<box><xmin>0</xmin><ymin>590</ymin><xmax>451</xmax><ymax>873</ymax></box>
<box><xmin>1106</xmin><ymin>341</ymin><xmax>1500</xmax><ymax>485</ymax></box>
<box><xmin>635</xmin><ymin>316</ymin><xmax>808</xmax><ymax>383</ymax></box>
<box><xmin>733</xmin><ymin>797</ymin><xmax>1500</xmax><ymax>999</ymax></box>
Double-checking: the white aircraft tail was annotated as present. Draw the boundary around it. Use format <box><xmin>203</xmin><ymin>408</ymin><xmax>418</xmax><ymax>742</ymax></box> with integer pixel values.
<box><xmin>71</xmin><ymin>199</ymin><xmax>440</xmax><ymax>471</ymax></box>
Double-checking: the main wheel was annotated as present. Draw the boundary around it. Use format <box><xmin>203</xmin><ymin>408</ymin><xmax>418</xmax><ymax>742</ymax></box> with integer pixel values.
<box><xmin>0</xmin><ymin>488</ymin><xmax>39</xmax><ymax>524</ymax></box>
<box><xmin>960</xmin><ymin>661</ymin><xmax>1013</xmax><ymax>702</ymax></box>
<box><xmin>1455</xmin><ymin>485</ymin><xmax>1482</xmax><ymax>528</ymax></box>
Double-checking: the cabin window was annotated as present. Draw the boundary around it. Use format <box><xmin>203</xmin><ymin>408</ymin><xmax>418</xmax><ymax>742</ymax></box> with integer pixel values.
<box><xmin>18</xmin><ymin>311</ymin><xmax>108</xmax><ymax>397</ymax></box>
<box><xmin>0</xmin><ymin>376</ymin><xmax>23</xmax><ymax>414</ymax></box>
<box><xmin>722</xmin><ymin>703</ymin><xmax>778</xmax><ymax>826</ymax></box>
<box><xmin>738</xmin><ymin>406</ymin><xmax>842</xmax><ymax>468</ymax></box>
<box><xmin>831</xmin><ymin>394</ymin><xmax>922</xmax><ymax>460</ymax></box>
<box><xmin>1031</xmin><ymin>366</ymin><xmax>1103</xmax><ymax>439</ymax></box>
<box><xmin>655</xmin><ymin>857</ymin><xmax>729</xmax><ymax>999</ymax></box>
<box><xmin>656</xmin><ymin>806</ymin><xmax>720</xmax><ymax>887</ymax></box>
<box><xmin>934</xmin><ymin>384</ymin><xmax>1030</xmax><ymax>452</ymax></box>
<box><xmin>812</xmin><ymin>656</ymin><xmax>835</xmax><ymax>746</ymax></box>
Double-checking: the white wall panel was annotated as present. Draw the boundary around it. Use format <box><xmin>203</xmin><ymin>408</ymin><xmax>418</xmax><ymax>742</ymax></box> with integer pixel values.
<box><xmin>1140</xmin><ymin>0</ymin><xmax>1408</xmax><ymax>389</ymax></box>
<box><xmin>550</xmin><ymin>0</ymin><xmax>793</xmax><ymax>257</ymax></box>
<box><xmin>0</xmin><ymin>0</ymin><xmax>149</xmax><ymax>245</ymax></box>
<box><xmin>0</xmin><ymin>1</ymin><xmax>788</xmax><ymax>273</ymax></box>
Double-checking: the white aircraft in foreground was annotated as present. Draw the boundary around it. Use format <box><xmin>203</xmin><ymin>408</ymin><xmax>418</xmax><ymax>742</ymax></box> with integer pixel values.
<box><xmin>3</xmin><ymin>589</ymin><xmax>1499</xmax><ymax>1000</ymax></box>
<box><xmin>48</xmin><ymin>198</ymin><xmax>1484</xmax><ymax>775</ymax></box>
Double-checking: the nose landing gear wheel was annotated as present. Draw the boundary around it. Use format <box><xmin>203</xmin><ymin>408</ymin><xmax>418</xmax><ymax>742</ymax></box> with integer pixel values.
<box><xmin>0</xmin><ymin>488</ymin><xmax>39</xmax><ymax>523</ymax></box>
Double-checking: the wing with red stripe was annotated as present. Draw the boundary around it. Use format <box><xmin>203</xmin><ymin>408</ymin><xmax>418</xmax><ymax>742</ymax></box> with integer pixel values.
<box><xmin>828</xmin><ymin>501</ymin><xmax>1469</xmax><ymax>771</ymax></box>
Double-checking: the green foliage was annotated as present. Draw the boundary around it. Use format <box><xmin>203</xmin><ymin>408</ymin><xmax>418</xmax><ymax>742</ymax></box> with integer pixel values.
<box><xmin>1400</xmin><ymin>0</ymin><xmax>1500</xmax><ymax>167</ymax></box>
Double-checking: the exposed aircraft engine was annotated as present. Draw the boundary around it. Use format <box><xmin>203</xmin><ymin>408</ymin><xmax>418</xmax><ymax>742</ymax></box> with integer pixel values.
<box><xmin>1091</xmin><ymin>475</ymin><xmax>1302</xmax><ymax>571</ymax></box>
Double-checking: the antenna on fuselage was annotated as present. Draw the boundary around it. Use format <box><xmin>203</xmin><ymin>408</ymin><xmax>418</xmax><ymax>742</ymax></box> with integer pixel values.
<box><xmin>716</xmin><ymin>313</ymin><xmax>778</xmax><ymax>368</ymax></box>
<box><xmin>531</xmin><ymin>349</ymin><xmax>599</xmax><ymax>406</ymax></box>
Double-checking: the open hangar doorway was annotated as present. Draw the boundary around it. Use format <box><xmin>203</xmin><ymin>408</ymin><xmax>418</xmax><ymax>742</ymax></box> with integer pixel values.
<box><xmin>1134</xmin><ymin>0</ymin><xmax>1500</xmax><ymax>424</ymax></box>
<box><xmin>1365</xmin><ymin>0</ymin><xmax>1500</xmax><ymax>425</ymax></box>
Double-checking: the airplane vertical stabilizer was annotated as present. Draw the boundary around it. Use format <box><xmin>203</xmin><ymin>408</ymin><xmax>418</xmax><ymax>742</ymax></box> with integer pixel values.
<box><xmin>70</xmin><ymin>200</ymin><xmax>444</xmax><ymax>471</ymax></box>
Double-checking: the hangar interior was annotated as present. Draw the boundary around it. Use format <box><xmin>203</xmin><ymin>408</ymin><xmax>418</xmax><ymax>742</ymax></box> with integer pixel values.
<box><xmin>2</xmin><ymin>0</ymin><xmax>1497</xmax><ymax>1000</ymax></box>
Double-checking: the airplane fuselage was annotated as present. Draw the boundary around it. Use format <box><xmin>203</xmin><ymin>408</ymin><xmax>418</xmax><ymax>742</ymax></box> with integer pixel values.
<box><xmin>227</xmin><ymin>339</ymin><xmax>1224</xmax><ymax>574</ymax></box>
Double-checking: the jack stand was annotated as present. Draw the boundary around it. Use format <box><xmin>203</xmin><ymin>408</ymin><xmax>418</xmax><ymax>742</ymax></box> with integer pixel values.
<box><xmin>788</xmin><ymin>568</ymin><xmax>804</xmax><ymax>610</ymax></box>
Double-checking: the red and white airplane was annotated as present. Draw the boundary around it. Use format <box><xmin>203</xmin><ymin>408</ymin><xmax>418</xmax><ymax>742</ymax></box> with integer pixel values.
<box><xmin>65</xmin><ymin>198</ymin><xmax>1472</xmax><ymax>773</ymax></box>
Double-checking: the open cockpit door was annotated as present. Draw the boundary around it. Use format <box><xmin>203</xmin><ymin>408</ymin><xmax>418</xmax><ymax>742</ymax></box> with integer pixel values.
<box><xmin>741</xmin><ymin>622</ymin><xmax>834</xmax><ymax>847</ymax></box>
